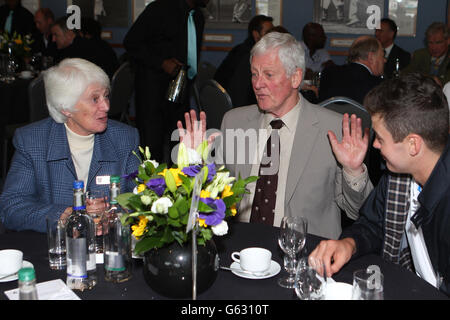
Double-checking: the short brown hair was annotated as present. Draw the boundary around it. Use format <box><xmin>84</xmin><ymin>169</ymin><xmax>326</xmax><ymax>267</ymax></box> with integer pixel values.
<box><xmin>364</xmin><ymin>73</ymin><xmax>449</xmax><ymax>153</ymax></box>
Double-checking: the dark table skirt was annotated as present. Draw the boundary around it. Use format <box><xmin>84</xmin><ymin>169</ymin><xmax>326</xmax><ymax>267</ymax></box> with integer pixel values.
<box><xmin>0</xmin><ymin>221</ymin><xmax>447</xmax><ymax>300</ymax></box>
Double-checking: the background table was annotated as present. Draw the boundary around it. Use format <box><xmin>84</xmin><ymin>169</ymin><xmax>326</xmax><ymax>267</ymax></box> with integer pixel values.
<box><xmin>0</xmin><ymin>221</ymin><xmax>447</xmax><ymax>300</ymax></box>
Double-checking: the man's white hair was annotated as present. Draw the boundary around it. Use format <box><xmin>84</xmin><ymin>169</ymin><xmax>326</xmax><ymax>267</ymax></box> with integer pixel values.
<box><xmin>43</xmin><ymin>58</ymin><xmax>110</xmax><ymax>123</ymax></box>
<box><xmin>250</xmin><ymin>31</ymin><xmax>305</xmax><ymax>79</ymax></box>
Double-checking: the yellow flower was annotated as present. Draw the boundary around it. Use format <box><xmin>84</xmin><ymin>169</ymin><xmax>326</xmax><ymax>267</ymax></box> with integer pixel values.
<box><xmin>230</xmin><ymin>204</ymin><xmax>237</xmax><ymax>216</ymax></box>
<box><xmin>221</xmin><ymin>185</ymin><xmax>234</xmax><ymax>198</ymax></box>
<box><xmin>160</xmin><ymin>168</ymin><xmax>185</xmax><ymax>186</ymax></box>
<box><xmin>131</xmin><ymin>215</ymin><xmax>148</xmax><ymax>238</ymax></box>
<box><xmin>137</xmin><ymin>184</ymin><xmax>146</xmax><ymax>193</ymax></box>
<box><xmin>200</xmin><ymin>189</ymin><xmax>211</xmax><ymax>198</ymax></box>
<box><xmin>14</xmin><ymin>39</ymin><xmax>22</xmax><ymax>45</ymax></box>
<box><xmin>198</xmin><ymin>218</ymin><xmax>207</xmax><ymax>228</ymax></box>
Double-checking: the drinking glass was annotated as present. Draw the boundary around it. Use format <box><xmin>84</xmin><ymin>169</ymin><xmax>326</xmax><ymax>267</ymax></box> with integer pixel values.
<box><xmin>85</xmin><ymin>190</ymin><xmax>108</xmax><ymax>253</ymax></box>
<box><xmin>294</xmin><ymin>257</ymin><xmax>325</xmax><ymax>300</ymax></box>
<box><xmin>352</xmin><ymin>268</ymin><xmax>384</xmax><ymax>300</ymax></box>
<box><xmin>46</xmin><ymin>215</ymin><xmax>66</xmax><ymax>270</ymax></box>
<box><xmin>277</xmin><ymin>216</ymin><xmax>308</xmax><ymax>288</ymax></box>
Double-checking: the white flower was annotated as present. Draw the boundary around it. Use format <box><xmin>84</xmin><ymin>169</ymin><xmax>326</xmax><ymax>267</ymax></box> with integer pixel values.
<box><xmin>140</xmin><ymin>195</ymin><xmax>152</xmax><ymax>206</ymax></box>
<box><xmin>151</xmin><ymin>197</ymin><xmax>173</xmax><ymax>214</ymax></box>
<box><xmin>142</xmin><ymin>159</ymin><xmax>159</xmax><ymax>169</ymax></box>
<box><xmin>206</xmin><ymin>172</ymin><xmax>235</xmax><ymax>198</ymax></box>
<box><xmin>211</xmin><ymin>220</ymin><xmax>228</xmax><ymax>236</ymax></box>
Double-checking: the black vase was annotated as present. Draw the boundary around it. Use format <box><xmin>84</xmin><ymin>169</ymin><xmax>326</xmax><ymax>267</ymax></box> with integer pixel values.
<box><xmin>143</xmin><ymin>239</ymin><xmax>219</xmax><ymax>298</ymax></box>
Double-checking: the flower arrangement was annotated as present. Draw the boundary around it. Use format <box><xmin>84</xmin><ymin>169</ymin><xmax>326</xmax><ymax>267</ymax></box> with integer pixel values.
<box><xmin>0</xmin><ymin>31</ymin><xmax>34</xmax><ymax>59</ymax></box>
<box><xmin>117</xmin><ymin>142</ymin><xmax>257</xmax><ymax>255</ymax></box>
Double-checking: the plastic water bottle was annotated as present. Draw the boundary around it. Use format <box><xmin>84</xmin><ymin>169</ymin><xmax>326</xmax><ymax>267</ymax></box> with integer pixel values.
<box><xmin>102</xmin><ymin>175</ymin><xmax>132</xmax><ymax>282</ymax></box>
<box><xmin>66</xmin><ymin>180</ymin><xmax>97</xmax><ymax>291</ymax></box>
<box><xmin>18</xmin><ymin>268</ymin><xmax>38</xmax><ymax>300</ymax></box>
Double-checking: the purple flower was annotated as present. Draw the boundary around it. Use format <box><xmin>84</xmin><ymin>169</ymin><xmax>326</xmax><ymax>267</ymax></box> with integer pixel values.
<box><xmin>182</xmin><ymin>163</ymin><xmax>216</xmax><ymax>182</ymax></box>
<box><xmin>122</xmin><ymin>170</ymin><xmax>138</xmax><ymax>180</ymax></box>
<box><xmin>199</xmin><ymin>197</ymin><xmax>226</xmax><ymax>226</ymax></box>
<box><xmin>146</xmin><ymin>178</ymin><xmax>166</xmax><ymax>197</ymax></box>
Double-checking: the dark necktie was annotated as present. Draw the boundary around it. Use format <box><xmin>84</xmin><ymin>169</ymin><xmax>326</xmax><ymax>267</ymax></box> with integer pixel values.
<box><xmin>250</xmin><ymin>119</ymin><xmax>284</xmax><ymax>225</ymax></box>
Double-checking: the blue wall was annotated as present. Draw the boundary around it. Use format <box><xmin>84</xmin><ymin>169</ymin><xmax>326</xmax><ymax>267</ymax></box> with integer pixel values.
<box><xmin>40</xmin><ymin>0</ymin><xmax>448</xmax><ymax>67</ymax></box>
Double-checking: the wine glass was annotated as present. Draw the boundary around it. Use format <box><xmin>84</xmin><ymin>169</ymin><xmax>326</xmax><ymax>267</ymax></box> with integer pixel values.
<box><xmin>277</xmin><ymin>216</ymin><xmax>308</xmax><ymax>288</ymax></box>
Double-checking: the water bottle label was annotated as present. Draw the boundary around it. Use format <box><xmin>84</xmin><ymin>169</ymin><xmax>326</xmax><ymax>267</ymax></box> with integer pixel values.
<box><xmin>67</xmin><ymin>238</ymin><xmax>87</xmax><ymax>278</ymax></box>
<box><xmin>105</xmin><ymin>251</ymin><xmax>126</xmax><ymax>271</ymax></box>
<box><xmin>73</xmin><ymin>206</ymin><xmax>86</xmax><ymax>211</ymax></box>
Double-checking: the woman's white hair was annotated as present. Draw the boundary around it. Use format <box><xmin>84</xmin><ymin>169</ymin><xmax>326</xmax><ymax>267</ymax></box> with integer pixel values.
<box><xmin>43</xmin><ymin>58</ymin><xmax>110</xmax><ymax>123</ymax></box>
<box><xmin>250</xmin><ymin>32</ymin><xmax>305</xmax><ymax>79</ymax></box>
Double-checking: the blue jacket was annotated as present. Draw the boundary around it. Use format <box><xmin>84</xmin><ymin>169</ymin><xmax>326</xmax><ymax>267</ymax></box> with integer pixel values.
<box><xmin>0</xmin><ymin>118</ymin><xmax>141</xmax><ymax>232</ymax></box>
<box><xmin>341</xmin><ymin>137</ymin><xmax>450</xmax><ymax>296</ymax></box>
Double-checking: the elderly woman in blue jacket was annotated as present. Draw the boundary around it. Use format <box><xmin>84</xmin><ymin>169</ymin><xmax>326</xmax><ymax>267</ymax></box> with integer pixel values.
<box><xmin>0</xmin><ymin>58</ymin><xmax>140</xmax><ymax>232</ymax></box>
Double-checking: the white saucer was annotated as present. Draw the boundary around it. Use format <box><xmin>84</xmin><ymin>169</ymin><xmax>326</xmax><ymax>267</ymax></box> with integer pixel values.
<box><xmin>230</xmin><ymin>260</ymin><xmax>281</xmax><ymax>279</ymax></box>
<box><xmin>0</xmin><ymin>260</ymin><xmax>34</xmax><ymax>282</ymax></box>
<box><xmin>19</xmin><ymin>72</ymin><xmax>33</xmax><ymax>79</ymax></box>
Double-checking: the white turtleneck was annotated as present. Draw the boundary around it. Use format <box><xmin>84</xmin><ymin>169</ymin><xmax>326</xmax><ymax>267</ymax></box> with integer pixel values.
<box><xmin>65</xmin><ymin>123</ymin><xmax>95</xmax><ymax>188</ymax></box>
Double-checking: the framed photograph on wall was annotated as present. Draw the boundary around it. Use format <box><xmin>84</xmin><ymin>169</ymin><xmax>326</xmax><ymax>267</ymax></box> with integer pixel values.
<box><xmin>255</xmin><ymin>0</ymin><xmax>283</xmax><ymax>26</ymax></box>
<box><xmin>388</xmin><ymin>0</ymin><xmax>418</xmax><ymax>37</ymax></box>
<box><xmin>313</xmin><ymin>0</ymin><xmax>384</xmax><ymax>34</ymax></box>
<box><xmin>0</xmin><ymin>0</ymin><xmax>40</xmax><ymax>14</ymax></box>
<box><xmin>203</xmin><ymin>0</ymin><xmax>251</xmax><ymax>29</ymax></box>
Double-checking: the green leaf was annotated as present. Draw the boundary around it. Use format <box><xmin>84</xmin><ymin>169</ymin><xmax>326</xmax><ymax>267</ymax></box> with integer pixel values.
<box><xmin>135</xmin><ymin>237</ymin><xmax>163</xmax><ymax>253</ymax></box>
<box><xmin>197</xmin><ymin>201</ymin><xmax>214</xmax><ymax>213</ymax></box>
<box><xmin>174</xmin><ymin>197</ymin><xmax>189</xmax><ymax>215</ymax></box>
<box><xmin>168</xmin><ymin>206</ymin><xmax>179</xmax><ymax>219</ymax></box>
<box><xmin>164</xmin><ymin>170</ymin><xmax>177</xmax><ymax>194</ymax></box>
<box><xmin>116</xmin><ymin>193</ymin><xmax>134</xmax><ymax>210</ymax></box>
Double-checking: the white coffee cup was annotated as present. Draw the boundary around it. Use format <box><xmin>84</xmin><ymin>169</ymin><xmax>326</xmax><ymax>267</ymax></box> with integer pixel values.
<box><xmin>0</xmin><ymin>249</ymin><xmax>23</xmax><ymax>275</ymax></box>
<box><xmin>231</xmin><ymin>247</ymin><xmax>272</xmax><ymax>272</ymax></box>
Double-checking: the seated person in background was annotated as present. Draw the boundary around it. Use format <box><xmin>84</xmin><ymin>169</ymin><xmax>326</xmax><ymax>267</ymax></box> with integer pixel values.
<box><xmin>51</xmin><ymin>16</ymin><xmax>119</xmax><ymax>78</ymax></box>
<box><xmin>32</xmin><ymin>8</ymin><xmax>57</xmax><ymax>60</ymax></box>
<box><xmin>0</xmin><ymin>58</ymin><xmax>140</xmax><ymax>233</ymax></box>
<box><xmin>0</xmin><ymin>0</ymin><xmax>35</xmax><ymax>35</ymax></box>
<box><xmin>214</xmin><ymin>15</ymin><xmax>273</xmax><ymax>108</ymax></box>
<box><xmin>79</xmin><ymin>17</ymin><xmax>119</xmax><ymax>74</ymax></box>
<box><xmin>300</xmin><ymin>22</ymin><xmax>335</xmax><ymax>79</ymax></box>
<box><xmin>375</xmin><ymin>18</ymin><xmax>411</xmax><ymax>78</ymax></box>
<box><xmin>309</xmin><ymin>73</ymin><xmax>450</xmax><ymax>296</ymax></box>
<box><xmin>318</xmin><ymin>36</ymin><xmax>384</xmax><ymax>105</ymax></box>
<box><xmin>179</xmin><ymin>32</ymin><xmax>374</xmax><ymax>240</ymax></box>
<box><xmin>403</xmin><ymin>22</ymin><xmax>450</xmax><ymax>86</ymax></box>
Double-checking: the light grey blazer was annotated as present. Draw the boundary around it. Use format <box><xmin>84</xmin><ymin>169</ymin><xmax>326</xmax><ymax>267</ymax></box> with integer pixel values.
<box><xmin>218</xmin><ymin>97</ymin><xmax>373</xmax><ymax>239</ymax></box>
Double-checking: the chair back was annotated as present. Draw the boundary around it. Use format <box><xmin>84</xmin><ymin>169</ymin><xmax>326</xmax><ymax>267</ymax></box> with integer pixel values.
<box><xmin>28</xmin><ymin>74</ymin><xmax>49</xmax><ymax>122</ymax></box>
<box><xmin>320</xmin><ymin>96</ymin><xmax>374</xmax><ymax>171</ymax></box>
<box><xmin>193</xmin><ymin>61</ymin><xmax>217</xmax><ymax>110</ymax></box>
<box><xmin>319</xmin><ymin>96</ymin><xmax>371</xmax><ymax>130</ymax></box>
<box><xmin>109</xmin><ymin>61</ymin><xmax>134</xmax><ymax>122</ymax></box>
<box><xmin>198</xmin><ymin>79</ymin><xmax>232</xmax><ymax>130</ymax></box>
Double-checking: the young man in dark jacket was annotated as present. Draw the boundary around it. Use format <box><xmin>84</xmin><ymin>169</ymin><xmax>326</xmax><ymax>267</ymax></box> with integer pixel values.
<box><xmin>310</xmin><ymin>73</ymin><xmax>450</xmax><ymax>296</ymax></box>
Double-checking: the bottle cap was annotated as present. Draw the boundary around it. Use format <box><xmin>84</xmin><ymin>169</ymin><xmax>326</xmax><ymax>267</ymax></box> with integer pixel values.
<box><xmin>73</xmin><ymin>180</ymin><xmax>84</xmax><ymax>189</ymax></box>
<box><xmin>18</xmin><ymin>268</ymin><xmax>36</xmax><ymax>282</ymax></box>
<box><xmin>110</xmin><ymin>175</ymin><xmax>120</xmax><ymax>183</ymax></box>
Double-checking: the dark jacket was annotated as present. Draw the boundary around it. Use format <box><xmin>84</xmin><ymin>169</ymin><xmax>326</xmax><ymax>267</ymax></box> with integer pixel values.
<box><xmin>54</xmin><ymin>36</ymin><xmax>119</xmax><ymax>79</ymax></box>
<box><xmin>403</xmin><ymin>47</ymin><xmax>450</xmax><ymax>85</ymax></box>
<box><xmin>341</xmin><ymin>137</ymin><xmax>450</xmax><ymax>296</ymax></box>
<box><xmin>0</xmin><ymin>4</ymin><xmax>36</xmax><ymax>35</ymax></box>
<box><xmin>214</xmin><ymin>36</ymin><xmax>256</xmax><ymax>107</ymax></box>
<box><xmin>384</xmin><ymin>44</ymin><xmax>411</xmax><ymax>79</ymax></box>
<box><xmin>31</xmin><ymin>32</ymin><xmax>57</xmax><ymax>58</ymax></box>
<box><xmin>318</xmin><ymin>62</ymin><xmax>383</xmax><ymax>104</ymax></box>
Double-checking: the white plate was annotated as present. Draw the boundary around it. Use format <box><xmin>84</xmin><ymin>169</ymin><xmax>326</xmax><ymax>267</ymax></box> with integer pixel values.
<box><xmin>0</xmin><ymin>260</ymin><xmax>34</xmax><ymax>283</ymax></box>
<box><xmin>324</xmin><ymin>282</ymin><xmax>353</xmax><ymax>300</ymax></box>
<box><xmin>230</xmin><ymin>260</ymin><xmax>281</xmax><ymax>280</ymax></box>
